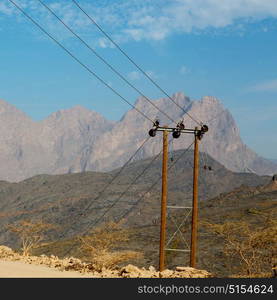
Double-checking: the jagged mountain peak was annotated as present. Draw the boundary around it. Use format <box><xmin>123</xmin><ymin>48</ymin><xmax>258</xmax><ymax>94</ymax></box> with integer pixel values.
<box><xmin>200</xmin><ymin>95</ymin><xmax>221</xmax><ymax>104</ymax></box>
<box><xmin>0</xmin><ymin>98</ymin><xmax>17</xmax><ymax>111</ymax></box>
<box><xmin>46</xmin><ymin>105</ymin><xmax>103</xmax><ymax>120</ymax></box>
<box><xmin>0</xmin><ymin>93</ymin><xmax>276</xmax><ymax>182</ymax></box>
<box><xmin>134</xmin><ymin>91</ymin><xmax>191</xmax><ymax>108</ymax></box>
<box><xmin>88</xmin><ymin>93</ymin><xmax>277</xmax><ymax>176</ymax></box>
<box><xmin>131</xmin><ymin>92</ymin><xmax>192</xmax><ymax>125</ymax></box>
<box><xmin>42</xmin><ymin>105</ymin><xmax>115</xmax><ymax>132</ymax></box>
<box><xmin>0</xmin><ymin>99</ymin><xmax>32</xmax><ymax>120</ymax></box>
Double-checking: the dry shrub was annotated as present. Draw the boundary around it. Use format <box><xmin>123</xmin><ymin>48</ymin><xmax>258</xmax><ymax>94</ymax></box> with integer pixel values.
<box><xmin>79</xmin><ymin>221</ymin><xmax>143</xmax><ymax>271</ymax></box>
<box><xmin>202</xmin><ymin>217</ymin><xmax>277</xmax><ymax>277</ymax></box>
<box><xmin>7</xmin><ymin>220</ymin><xmax>56</xmax><ymax>256</ymax></box>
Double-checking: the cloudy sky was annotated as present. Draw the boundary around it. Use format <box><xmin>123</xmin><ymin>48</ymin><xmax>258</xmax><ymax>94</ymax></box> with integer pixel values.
<box><xmin>0</xmin><ymin>0</ymin><xmax>276</xmax><ymax>159</ymax></box>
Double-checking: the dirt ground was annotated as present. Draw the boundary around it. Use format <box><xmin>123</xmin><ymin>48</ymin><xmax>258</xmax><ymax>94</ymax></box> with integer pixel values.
<box><xmin>0</xmin><ymin>260</ymin><xmax>93</xmax><ymax>278</ymax></box>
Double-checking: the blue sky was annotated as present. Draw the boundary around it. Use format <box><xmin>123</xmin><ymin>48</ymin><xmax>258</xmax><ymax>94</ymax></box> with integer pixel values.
<box><xmin>0</xmin><ymin>0</ymin><xmax>276</xmax><ymax>159</ymax></box>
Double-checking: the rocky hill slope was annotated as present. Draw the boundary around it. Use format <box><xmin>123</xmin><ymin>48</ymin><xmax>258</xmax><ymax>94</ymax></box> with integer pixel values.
<box><xmin>1</xmin><ymin>171</ymin><xmax>275</xmax><ymax>277</ymax></box>
<box><xmin>0</xmin><ymin>150</ymin><xmax>269</xmax><ymax>248</ymax></box>
<box><xmin>0</xmin><ymin>93</ymin><xmax>276</xmax><ymax>182</ymax></box>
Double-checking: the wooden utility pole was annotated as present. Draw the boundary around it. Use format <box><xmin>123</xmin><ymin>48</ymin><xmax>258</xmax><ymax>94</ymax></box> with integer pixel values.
<box><xmin>190</xmin><ymin>127</ymin><xmax>200</xmax><ymax>268</ymax></box>
<box><xmin>159</xmin><ymin>129</ymin><xmax>168</xmax><ymax>272</ymax></box>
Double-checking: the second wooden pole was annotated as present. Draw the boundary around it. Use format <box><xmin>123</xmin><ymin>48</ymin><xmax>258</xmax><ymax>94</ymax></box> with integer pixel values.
<box><xmin>190</xmin><ymin>127</ymin><xmax>200</xmax><ymax>268</ymax></box>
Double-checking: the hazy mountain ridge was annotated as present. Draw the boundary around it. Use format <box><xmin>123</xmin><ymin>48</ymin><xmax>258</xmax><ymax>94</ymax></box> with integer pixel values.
<box><xmin>0</xmin><ymin>93</ymin><xmax>276</xmax><ymax>181</ymax></box>
<box><xmin>0</xmin><ymin>100</ymin><xmax>114</xmax><ymax>181</ymax></box>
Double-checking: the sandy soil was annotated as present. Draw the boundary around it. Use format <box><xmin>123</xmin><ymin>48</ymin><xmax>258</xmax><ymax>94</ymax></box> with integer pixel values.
<box><xmin>0</xmin><ymin>260</ymin><xmax>93</xmax><ymax>278</ymax></box>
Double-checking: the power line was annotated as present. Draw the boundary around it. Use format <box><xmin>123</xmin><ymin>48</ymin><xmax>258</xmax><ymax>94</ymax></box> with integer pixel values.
<box><xmin>71</xmin><ymin>0</ymin><xmax>202</xmax><ymax>126</ymax></box>
<box><xmin>64</xmin><ymin>139</ymin><xmax>194</xmax><ymax>257</ymax></box>
<box><xmin>59</xmin><ymin>135</ymin><xmax>152</xmax><ymax>237</ymax></box>
<box><xmin>37</xmin><ymin>0</ymin><xmax>176</xmax><ymax>125</ymax></box>
<box><xmin>74</xmin><ymin>138</ymin><xmax>193</xmax><ymax>235</ymax></box>
<box><xmin>67</xmin><ymin>129</ymin><xmax>197</xmax><ymax>237</ymax></box>
<box><xmin>9</xmin><ymin>0</ymin><xmax>209</xmax><ymax>261</ymax></box>
<box><xmin>63</xmin><ymin>137</ymin><xmax>167</xmax><ymax>256</ymax></box>
<box><xmin>7</xmin><ymin>0</ymin><xmax>175</xmax><ymax>233</ymax></box>
<box><xmin>9</xmin><ymin>0</ymin><xmax>197</xmax><ymax>246</ymax></box>
<box><xmin>8</xmin><ymin>0</ymin><xmax>154</xmax><ymax>124</ymax></box>
<box><xmin>118</xmin><ymin>140</ymin><xmax>194</xmax><ymax>222</ymax></box>
<box><xmin>62</xmin><ymin>131</ymin><xmax>196</xmax><ymax>256</ymax></box>
<box><xmin>86</xmin><ymin>140</ymin><xmax>166</xmax><ymax>228</ymax></box>
<box><xmin>205</xmin><ymin>108</ymin><xmax>226</xmax><ymax>124</ymax></box>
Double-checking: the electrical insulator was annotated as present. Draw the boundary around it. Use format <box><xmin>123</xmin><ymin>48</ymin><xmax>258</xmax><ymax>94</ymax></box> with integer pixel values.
<box><xmin>201</xmin><ymin>125</ymin><xmax>209</xmax><ymax>133</ymax></box>
<box><xmin>196</xmin><ymin>130</ymin><xmax>203</xmax><ymax>140</ymax></box>
<box><xmin>177</xmin><ymin>121</ymin><xmax>185</xmax><ymax>130</ymax></box>
<box><xmin>149</xmin><ymin>128</ymin><xmax>157</xmax><ymax>137</ymax></box>
<box><xmin>154</xmin><ymin>119</ymin><xmax>160</xmax><ymax>127</ymax></box>
<box><xmin>172</xmin><ymin>129</ymin><xmax>181</xmax><ymax>139</ymax></box>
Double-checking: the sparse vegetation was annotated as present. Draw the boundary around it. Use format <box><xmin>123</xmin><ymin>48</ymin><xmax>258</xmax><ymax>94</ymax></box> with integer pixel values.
<box><xmin>202</xmin><ymin>216</ymin><xmax>277</xmax><ymax>277</ymax></box>
<box><xmin>7</xmin><ymin>220</ymin><xmax>56</xmax><ymax>256</ymax></box>
<box><xmin>0</xmin><ymin>165</ymin><xmax>275</xmax><ymax>277</ymax></box>
<box><xmin>79</xmin><ymin>221</ymin><xmax>143</xmax><ymax>271</ymax></box>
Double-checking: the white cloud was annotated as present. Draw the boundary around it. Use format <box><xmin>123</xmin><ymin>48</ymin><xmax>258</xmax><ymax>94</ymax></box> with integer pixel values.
<box><xmin>127</xmin><ymin>70</ymin><xmax>157</xmax><ymax>80</ymax></box>
<box><xmin>2</xmin><ymin>0</ymin><xmax>277</xmax><ymax>43</ymax></box>
<box><xmin>0</xmin><ymin>2</ymin><xmax>14</xmax><ymax>15</ymax></box>
<box><xmin>97</xmin><ymin>37</ymin><xmax>114</xmax><ymax>48</ymax></box>
<box><xmin>179</xmin><ymin>65</ymin><xmax>190</xmax><ymax>75</ymax></box>
<box><xmin>145</xmin><ymin>70</ymin><xmax>158</xmax><ymax>79</ymax></box>
<box><xmin>249</xmin><ymin>78</ymin><xmax>277</xmax><ymax>92</ymax></box>
<box><xmin>127</xmin><ymin>71</ymin><xmax>141</xmax><ymax>81</ymax></box>
<box><xmin>120</xmin><ymin>0</ymin><xmax>277</xmax><ymax>41</ymax></box>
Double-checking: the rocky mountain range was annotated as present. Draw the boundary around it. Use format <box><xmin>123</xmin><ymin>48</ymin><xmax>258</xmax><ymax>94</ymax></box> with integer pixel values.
<box><xmin>0</xmin><ymin>148</ymin><xmax>270</xmax><ymax>246</ymax></box>
<box><xmin>0</xmin><ymin>92</ymin><xmax>276</xmax><ymax>182</ymax></box>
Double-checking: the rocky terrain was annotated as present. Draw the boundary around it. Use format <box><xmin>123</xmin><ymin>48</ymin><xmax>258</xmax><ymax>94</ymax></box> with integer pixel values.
<box><xmin>128</xmin><ymin>175</ymin><xmax>277</xmax><ymax>277</ymax></box>
<box><xmin>0</xmin><ymin>92</ymin><xmax>276</xmax><ymax>182</ymax></box>
<box><xmin>0</xmin><ymin>175</ymin><xmax>275</xmax><ymax>277</ymax></box>
<box><xmin>0</xmin><ymin>164</ymin><xmax>275</xmax><ymax>277</ymax></box>
<box><xmin>0</xmin><ymin>150</ymin><xmax>270</xmax><ymax>248</ymax></box>
<box><xmin>0</xmin><ymin>246</ymin><xmax>212</xmax><ymax>278</ymax></box>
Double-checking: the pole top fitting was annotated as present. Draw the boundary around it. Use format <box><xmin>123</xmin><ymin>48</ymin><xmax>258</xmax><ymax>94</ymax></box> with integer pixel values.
<box><xmin>154</xmin><ymin>119</ymin><xmax>160</xmax><ymax>127</ymax></box>
<box><xmin>195</xmin><ymin>124</ymin><xmax>209</xmax><ymax>140</ymax></box>
<box><xmin>201</xmin><ymin>125</ymin><xmax>209</xmax><ymax>133</ymax></box>
<box><xmin>149</xmin><ymin>119</ymin><xmax>160</xmax><ymax>137</ymax></box>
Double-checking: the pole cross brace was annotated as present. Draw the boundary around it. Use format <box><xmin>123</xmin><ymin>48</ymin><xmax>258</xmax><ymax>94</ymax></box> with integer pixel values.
<box><xmin>167</xmin><ymin>206</ymin><xmax>192</xmax><ymax>209</ymax></box>
<box><xmin>165</xmin><ymin>249</ymin><xmax>190</xmax><ymax>252</ymax></box>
